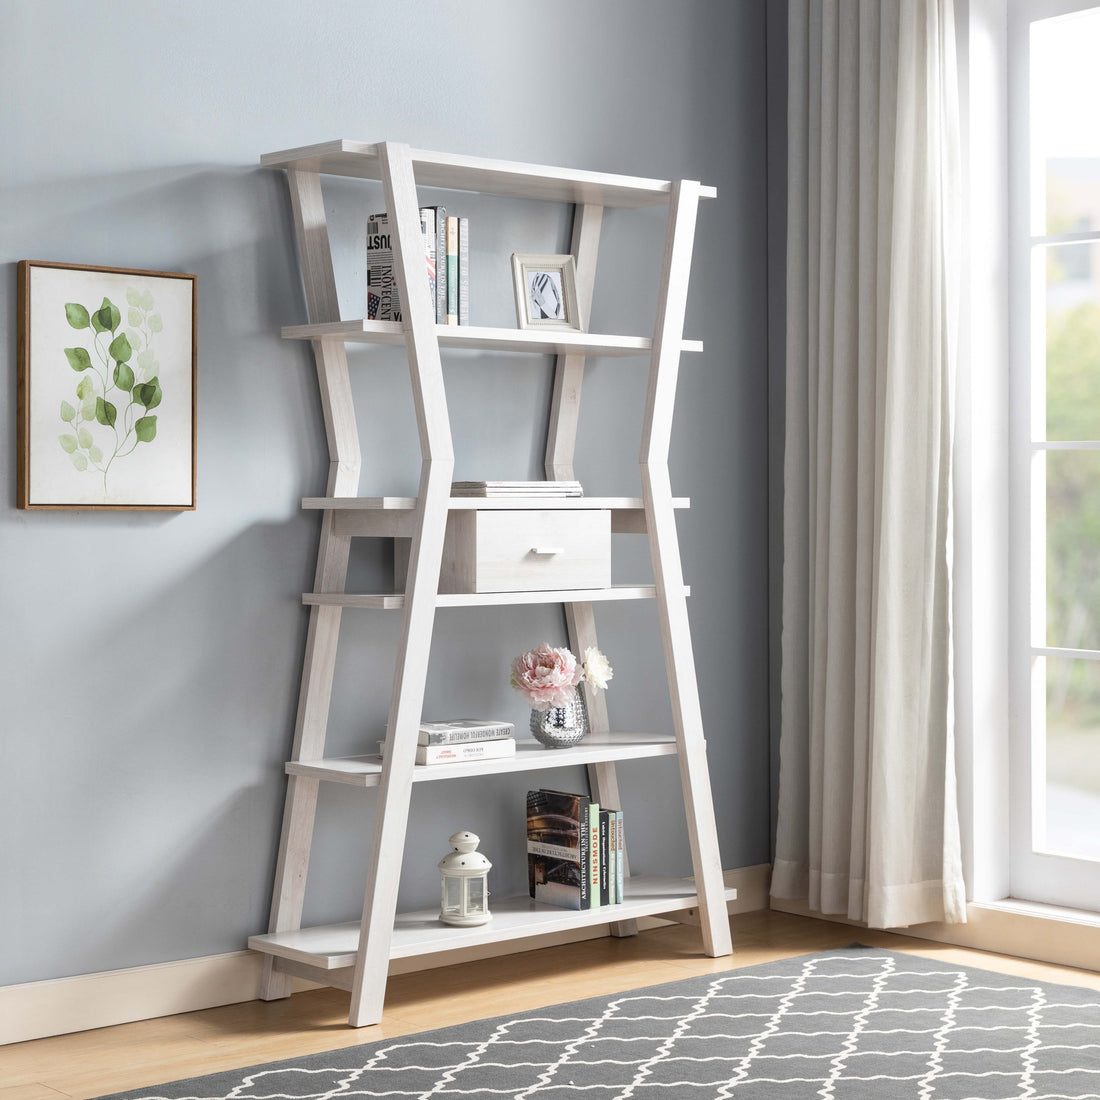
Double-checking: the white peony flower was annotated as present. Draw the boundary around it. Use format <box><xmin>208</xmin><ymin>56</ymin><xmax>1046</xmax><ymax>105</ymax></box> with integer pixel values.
<box><xmin>582</xmin><ymin>646</ymin><xmax>613</xmax><ymax>692</ymax></box>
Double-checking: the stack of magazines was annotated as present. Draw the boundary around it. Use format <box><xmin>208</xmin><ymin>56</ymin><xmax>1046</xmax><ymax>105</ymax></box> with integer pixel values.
<box><xmin>367</xmin><ymin>207</ymin><xmax>468</xmax><ymax>325</ymax></box>
<box><xmin>379</xmin><ymin>719</ymin><xmax>514</xmax><ymax>766</ymax></box>
<box><xmin>451</xmin><ymin>480</ymin><xmax>583</xmax><ymax>498</ymax></box>
<box><xmin>526</xmin><ymin>788</ymin><xmax>625</xmax><ymax>911</ymax></box>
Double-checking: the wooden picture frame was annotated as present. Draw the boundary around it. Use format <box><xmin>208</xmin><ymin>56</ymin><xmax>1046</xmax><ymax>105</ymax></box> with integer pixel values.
<box><xmin>17</xmin><ymin>260</ymin><xmax>197</xmax><ymax>510</ymax></box>
<box><xmin>511</xmin><ymin>253</ymin><xmax>583</xmax><ymax>330</ymax></box>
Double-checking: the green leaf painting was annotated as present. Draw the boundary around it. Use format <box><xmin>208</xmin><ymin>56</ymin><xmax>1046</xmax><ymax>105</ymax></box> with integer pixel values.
<box><xmin>134</xmin><ymin>377</ymin><xmax>162</xmax><ymax>409</ymax></box>
<box><xmin>108</xmin><ymin>332</ymin><xmax>132</xmax><ymax>363</ymax></box>
<box><xmin>113</xmin><ymin>362</ymin><xmax>134</xmax><ymax>391</ymax></box>
<box><xmin>95</xmin><ymin>396</ymin><xmax>116</xmax><ymax>427</ymax></box>
<box><xmin>56</xmin><ymin>287</ymin><xmax>166</xmax><ymax>490</ymax></box>
<box><xmin>65</xmin><ymin>303</ymin><xmax>90</xmax><ymax>329</ymax></box>
<box><xmin>65</xmin><ymin>347</ymin><xmax>92</xmax><ymax>371</ymax></box>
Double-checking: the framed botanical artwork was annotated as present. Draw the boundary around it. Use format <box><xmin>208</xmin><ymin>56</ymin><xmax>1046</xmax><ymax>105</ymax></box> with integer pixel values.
<box><xmin>17</xmin><ymin>261</ymin><xmax>196</xmax><ymax>510</ymax></box>
<box><xmin>511</xmin><ymin>253</ymin><xmax>582</xmax><ymax>330</ymax></box>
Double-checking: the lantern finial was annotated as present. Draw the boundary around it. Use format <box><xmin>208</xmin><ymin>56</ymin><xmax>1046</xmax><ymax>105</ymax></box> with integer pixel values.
<box><xmin>450</xmin><ymin>830</ymin><xmax>478</xmax><ymax>853</ymax></box>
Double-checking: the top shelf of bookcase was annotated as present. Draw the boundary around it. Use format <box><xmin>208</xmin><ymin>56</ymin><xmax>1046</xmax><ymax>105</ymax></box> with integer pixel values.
<box><xmin>260</xmin><ymin>140</ymin><xmax>717</xmax><ymax>209</ymax></box>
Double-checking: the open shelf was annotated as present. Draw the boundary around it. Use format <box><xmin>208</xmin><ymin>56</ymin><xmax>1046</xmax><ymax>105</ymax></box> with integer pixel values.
<box><xmin>302</xmin><ymin>584</ymin><xmax>687</xmax><ymax>609</ymax></box>
<box><xmin>260</xmin><ymin>140</ymin><xmax>717</xmax><ymax>208</ymax></box>
<box><xmin>301</xmin><ymin>496</ymin><xmax>689</xmax><ymax>539</ymax></box>
<box><xmin>286</xmin><ymin>733</ymin><xmax>678</xmax><ymax>788</ymax></box>
<box><xmin>301</xmin><ymin>496</ymin><xmax>689</xmax><ymax>511</ymax></box>
<box><xmin>281</xmin><ymin>319</ymin><xmax>702</xmax><ymax>357</ymax></box>
<box><xmin>249</xmin><ymin>876</ymin><xmax>738</xmax><ymax>968</ymax></box>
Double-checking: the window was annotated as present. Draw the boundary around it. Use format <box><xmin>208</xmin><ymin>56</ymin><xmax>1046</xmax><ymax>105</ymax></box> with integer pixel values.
<box><xmin>1011</xmin><ymin>0</ymin><xmax>1100</xmax><ymax>907</ymax></box>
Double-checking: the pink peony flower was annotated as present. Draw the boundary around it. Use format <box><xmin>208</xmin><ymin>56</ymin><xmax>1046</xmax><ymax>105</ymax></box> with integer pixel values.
<box><xmin>510</xmin><ymin>643</ymin><xmax>584</xmax><ymax>711</ymax></box>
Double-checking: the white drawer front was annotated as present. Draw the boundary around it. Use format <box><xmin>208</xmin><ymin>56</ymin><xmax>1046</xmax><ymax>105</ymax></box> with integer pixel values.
<box><xmin>440</xmin><ymin>510</ymin><xmax>611</xmax><ymax>593</ymax></box>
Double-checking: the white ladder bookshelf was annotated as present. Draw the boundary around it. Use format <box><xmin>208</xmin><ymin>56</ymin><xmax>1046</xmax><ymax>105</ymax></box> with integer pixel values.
<box><xmin>248</xmin><ymin>140</ymin><xmax>735</xmax><ymax>1027</ymax></box>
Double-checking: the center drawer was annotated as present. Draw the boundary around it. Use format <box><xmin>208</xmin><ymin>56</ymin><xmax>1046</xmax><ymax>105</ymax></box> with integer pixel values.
<box><xmin>439</xmin><ymin>509</ymin><xmax>611</xmax><ymax>594</ymax></box>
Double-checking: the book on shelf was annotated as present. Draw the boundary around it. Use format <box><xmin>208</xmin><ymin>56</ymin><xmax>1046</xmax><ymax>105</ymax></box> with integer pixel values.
<box><xmin>422</xmin><ymin>207</ymin><xmax>437</xmax><ymax>319</ymax></box>
<box><xmin>418</xmin><ymin>719</ymin><xmax>514</xmax><ymax>746</ymax></box>
<box><xmin>607</xmin><ymin>811</ymin><xmax>617</xmax><ymax>904</ymax></box>
<box><xmin>379</xmin><ymin>737</ymin><xmax>516</xmax><ymax>766</ymax></box>
<box><xmin>450</xmin><ymin>480</ymin><xmax>584</xmax><ymax>498</ymax></box>
<box><xmin>445</xmin><ymin>215</ymin><xmax>459</xmax><ymax>325</ymax></box>
<box><xmin>527</xmin><ymin>789</ymin><xmax>589</xmax><ymax>910</ymax></box>
<box><xmin>599</xmin><ymin>809</ymin><xmax>610</xmax><ymax>906</ymax></box>
<box><xmin>423</xmin><ymin>205</ymin><xmax>447</xmax><ymax>322</ymax></box>
<box><xmin>588</xmin><ymin>801</ymin><xmax>600</xmax><ymax>908</ymax></box>
<box><xmin>458</xmin><ymin>216</ymin><xmax>470</xmax><ymax>326</ymax></box>
<box><xmin>366</xmin><ymin>209</ymin><xmax>435</xmax><ymax>322</ymax></box>
<box><xmin>613</xmin><ymin>809</ymin><xmax>624</xmax><ymax>903</ymax></box>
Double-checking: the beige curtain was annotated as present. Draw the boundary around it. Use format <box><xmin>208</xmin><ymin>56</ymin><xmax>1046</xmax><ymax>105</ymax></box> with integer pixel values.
<box><xmin>772</xmin><ymin>0</ymin><xmax>966</xmax><ymax>928</ymax></box>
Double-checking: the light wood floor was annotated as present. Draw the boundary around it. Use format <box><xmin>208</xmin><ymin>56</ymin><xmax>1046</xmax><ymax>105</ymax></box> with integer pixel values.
<box><xmin>5</xmin><ymin>909</ymin><xmax>1100</xmax><ymax>1099</ymax></box>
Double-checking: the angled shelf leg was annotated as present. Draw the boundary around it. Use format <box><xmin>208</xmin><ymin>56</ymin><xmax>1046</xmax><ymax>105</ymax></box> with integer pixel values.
<box><xmin>348</xmin><ymin>143</ymin><xmax>455</xmax><ymax>1028</ymax></box>
<box><xmin>641</xmin><ymin>180</ymin><xmax>732</xmax><ymax>959</ymax></box>
<box><xmin>545</xmin><ymin>202</ymin><xmax>639</xmax><ymax>940</ymax></box>
<box><xmin>262</xmin><ymin>171</ymin><xmax>362</xmax><ymax>1000</ymax></box>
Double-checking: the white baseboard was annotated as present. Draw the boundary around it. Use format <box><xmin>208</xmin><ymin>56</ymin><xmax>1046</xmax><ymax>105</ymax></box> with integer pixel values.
<box><xmin>0</xmin><ymin>863</ymin><xmax>772</xmax><ymax>1046</ymax></box>
<box><xmin>0</xmin><ymin>949</ymin><xmax>273</xmax><ymax>1048</ymax></box>
<box><xmin>769</xmin><ymin>894</ymin><xmax>1100</xmax><ymax>975</ymax></box>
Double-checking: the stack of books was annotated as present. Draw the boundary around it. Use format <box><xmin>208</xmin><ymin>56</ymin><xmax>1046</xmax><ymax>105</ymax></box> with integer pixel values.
<box><xmin>451</xmin><ymin>480</ymin><xmax>584</xmax><ymax>498</ymax></box>
<box><xmin>367</xmin><ymin>208</ymin><xmax>468</xmax><ymax>326</ymax></box>
<box><xmin>379</xmin><ymin>719</ymin><xmax>515</xmax><ymax>766</ymax></box>
<box><xmin>526</xmin><ymin>788</ymin><xmax>625</xmax><ymax>911</ymax></box>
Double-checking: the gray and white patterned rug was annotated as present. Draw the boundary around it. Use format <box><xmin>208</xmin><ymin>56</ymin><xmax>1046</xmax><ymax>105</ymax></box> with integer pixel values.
<box><xmin>100</xmin><ymin>946</ymin><xmax>1100</xmax><ymax>1099</ymax></box>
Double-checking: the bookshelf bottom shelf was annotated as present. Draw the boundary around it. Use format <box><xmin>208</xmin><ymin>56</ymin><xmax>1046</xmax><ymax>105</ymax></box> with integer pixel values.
<box><xmin>249</xmin><ymin>876</ymin><xmax>737</xmax><ymax>970</ymax></box>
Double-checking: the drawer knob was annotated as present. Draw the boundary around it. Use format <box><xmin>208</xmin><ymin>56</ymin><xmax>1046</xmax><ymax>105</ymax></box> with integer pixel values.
<box><xmin>530</xmin><ymin>546</ymin><xmax>564</xmax><ymax>555</ymax></box>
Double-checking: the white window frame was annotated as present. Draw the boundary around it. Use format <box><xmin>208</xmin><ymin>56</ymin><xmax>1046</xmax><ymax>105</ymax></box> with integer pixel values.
<box><xmin>956</xmin><ymin>0</ymin><xmax>1013</xmax><ymax>907</ymax></box>
<box><xmin>1007</xmin><ymin>0</ymin><xmax>1100</xmax><ymax>909</ymax></box>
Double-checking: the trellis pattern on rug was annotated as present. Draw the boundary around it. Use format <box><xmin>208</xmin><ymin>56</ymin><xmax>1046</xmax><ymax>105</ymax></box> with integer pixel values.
<box><xmin>101</xmin><ymin>949</ymin><xmax>1100</xmax><ymax>1100</ymax></box>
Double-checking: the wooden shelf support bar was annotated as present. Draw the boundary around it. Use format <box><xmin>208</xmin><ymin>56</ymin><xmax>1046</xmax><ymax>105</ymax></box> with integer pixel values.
<box><xmin>261</xmin><ymin>169</ymin><xmax>362</xmax><ymax>1001</ymax></box>
<box><xmin>641</xmin><ymin>180</ymin><xmax>732</xmax><ymax>959</ymax></box>
<box><xmin>544</xmin><ymin>202</ymin><xmax>638</xmax><ymax>940</ymax></box>
<box><xmin>349</xmin><ymin>143</ymin><xmax>456</xmax><ymax>1028</ymax></box>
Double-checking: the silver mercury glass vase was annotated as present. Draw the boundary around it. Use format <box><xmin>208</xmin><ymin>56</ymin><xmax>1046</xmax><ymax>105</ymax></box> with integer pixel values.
<box><xmin>530</xmin><ymin>687</ymin><xmax>589</xmax><ymax>749</ymax></box>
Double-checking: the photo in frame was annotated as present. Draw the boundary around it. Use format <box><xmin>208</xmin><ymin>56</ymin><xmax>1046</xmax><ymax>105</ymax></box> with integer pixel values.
<box><xmin>511</xmin><ymin>253</ymin><xmax>582</xmax><ymax>330</ymax></box>
<box><xmin>17</xmin><ymin>261</ymin><xmax>196</xmax><ymax>510</ymax></box>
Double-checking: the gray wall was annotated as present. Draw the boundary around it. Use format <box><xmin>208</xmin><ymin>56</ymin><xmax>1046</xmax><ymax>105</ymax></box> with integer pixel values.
<box><xmin>0</xmin><ymin>0</ymin><xmax>770</xmax><ymax>986</ymax></box>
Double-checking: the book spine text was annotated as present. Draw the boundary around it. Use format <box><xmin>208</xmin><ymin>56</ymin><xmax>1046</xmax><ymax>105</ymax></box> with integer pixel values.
<box><xmin>615</xmin><ymin>811</ymin><xmax>625</xmax><ymax>903</ymax></box>
<box><xmin>458</xmin><ymin>217</ymin><xmax>469</xmax><ymax>325</ymax></box>
<box><xmin>599</xmin><ymin>810</ymin><xmax>610</xmax><ymax>906</ymax></box>
<box><xmin>445</xmin><ymin>216</ymin><xmax>458</xmax><ymax>325</ymax></box>
<box><xmin>419</xmin><ymin>724</ymin><xmax>514</xmax><ymax>745</ymax></box>
<box><xmin>588</xmin><ymin>803</ymin><xmax>600</xmax><ymax>908</ymax></box>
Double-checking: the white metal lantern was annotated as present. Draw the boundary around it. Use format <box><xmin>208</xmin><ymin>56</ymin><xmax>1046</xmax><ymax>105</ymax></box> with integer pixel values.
<box><xmin>438</xmin><ymin>830</ymin><xmax>492</xmax><ymax>926</ymax></box>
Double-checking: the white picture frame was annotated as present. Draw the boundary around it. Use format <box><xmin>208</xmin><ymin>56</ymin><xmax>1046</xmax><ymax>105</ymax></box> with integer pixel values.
<box><xmin>511</xmin><ymin>253</ymin><xmax>583</xmax><ymax>330</ymax></box>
